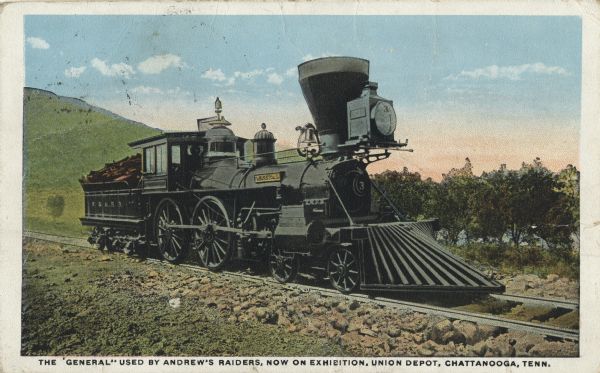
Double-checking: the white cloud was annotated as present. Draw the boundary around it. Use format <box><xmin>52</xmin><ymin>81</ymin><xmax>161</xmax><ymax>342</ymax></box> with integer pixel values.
<box><xmin>91</xmin><ymin>58</ymin><xmax>135</xmax><ymax>78</ymax></box>
<box><xmin>138</xmin><ymin>54</ymin><xmax>185</xmax><ymax>74</ymax></box>
<box><xmin>26</xmin><ymin>37</ymin><xmax>50</xmax><ymax>49</ymax></box>
<box><xmin>445</xmin><ymin>63</ymin><xmax>570</xmax><ymax>81</ymax></box>
<box><xmin>166</xmin><ymin>87</ymin><xmax>191</xmax><ymax>96</ymax></box>
<box><xmin>285</xmin><ymin>67</ymin><xmax>297</xmax><ymax>77</ymax></box>
<box><xmin>234</xmin><ymin>69</ymin><xmax>264</xmax><ymax>79</ymax></box>
<box><xmin>267</xmin><ymin>72</ymin><xmax>284</xmax><ymax>85</ymax></box>
<box><xmin>64</xmin><ymin>66</ymin><xmax>86</xmax><ymax>78</ymax></box>
<box><xmin>130</xmin><ymin>85</ymin><xmax>164</xmax><ymax>95</ymax></box>
<box><xmin>201</xmin><ymin>68</ymin><xmax>227</xmax><ymax>81</ymax></box>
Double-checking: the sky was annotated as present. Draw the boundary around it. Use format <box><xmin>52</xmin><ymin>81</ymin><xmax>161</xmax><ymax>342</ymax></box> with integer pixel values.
<box><xmin>25</xmin><ymin>15</ymin><xmax>581</xmax><ymax>179</ymax></box>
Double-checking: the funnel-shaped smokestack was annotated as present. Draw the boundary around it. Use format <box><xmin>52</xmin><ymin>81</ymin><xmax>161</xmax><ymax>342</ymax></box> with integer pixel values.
<box><xmin>298</xmin><ymin>57</ymin><xmax>369</xmax><ymax>154</ymax></box>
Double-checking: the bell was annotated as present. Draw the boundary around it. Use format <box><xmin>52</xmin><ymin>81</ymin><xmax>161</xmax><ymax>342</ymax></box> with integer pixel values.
<box><xmin>295</xmin><ymin>123</ymin><xmax>321</xmax><ymax>157</ymax></box>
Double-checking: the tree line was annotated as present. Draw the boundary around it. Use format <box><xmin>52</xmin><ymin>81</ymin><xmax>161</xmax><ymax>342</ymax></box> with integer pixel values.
<box><xmin>372</xmin><ymin>158</ymin><xmax>579</xmax><ymax>259</ymax></box>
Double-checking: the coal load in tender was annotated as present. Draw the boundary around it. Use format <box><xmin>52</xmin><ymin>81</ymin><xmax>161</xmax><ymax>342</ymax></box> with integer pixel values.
<box><xmin>81</xmin><ymin>154</ymin><xmax>142</xmax><ymax>187</ymax></box>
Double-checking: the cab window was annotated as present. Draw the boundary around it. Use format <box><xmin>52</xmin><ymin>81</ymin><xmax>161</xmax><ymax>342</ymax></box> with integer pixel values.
<box><xmin>144</xmin><ymin>147</ymin><xmax>155</xmax><ymax>173</ymax></box>
<box><xmin>171</xmin><ymin>145</ymin><xmax>181</xmax><ymax>165</ymax></box>
<box><xmin>156</xmin><ymin>144</ymin><xmax>167</xmax><ymax>174</ymax></box>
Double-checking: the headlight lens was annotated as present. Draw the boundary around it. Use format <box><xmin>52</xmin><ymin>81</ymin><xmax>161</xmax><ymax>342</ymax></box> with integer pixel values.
<box><xmin>373</xmin><ymin>101</ymin><xmax>397</xmax><ymax>136</ymax></box>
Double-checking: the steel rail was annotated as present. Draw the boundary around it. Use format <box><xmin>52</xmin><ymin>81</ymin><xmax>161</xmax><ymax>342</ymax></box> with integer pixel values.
<box><xmin>23</xmin><ymin>231</ymin><xmax>579</xmax><ymax>341</ymax></box>
<box><xmin>490</xmin><ymin>293</ymin><xmax>579</xmax><ymax>311</ymax></box>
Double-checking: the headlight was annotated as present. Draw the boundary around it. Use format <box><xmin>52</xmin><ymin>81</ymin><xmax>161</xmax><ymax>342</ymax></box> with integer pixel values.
<box><xmin>372</xmin><ymin>101</ymin><xmax>397</xmax><ymax>136</ymax></box>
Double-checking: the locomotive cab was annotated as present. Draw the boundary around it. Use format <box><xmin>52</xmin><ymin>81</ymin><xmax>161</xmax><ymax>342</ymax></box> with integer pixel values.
<box><xmin>129</xmin><ymin>132</ymin><xmax>208</xmax><ymax>191</ymax></box>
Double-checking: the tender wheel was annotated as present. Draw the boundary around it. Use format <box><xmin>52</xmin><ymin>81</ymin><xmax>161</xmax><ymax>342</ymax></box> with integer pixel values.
<box><xmin>328</xmin><ymin>247</ymin><xmax>360</xmax><ymax>294</ymax></box>
<box><xmin>269</xmin><ymin>246</ymin><xmax>298</xmax><ymax>283</ymax></box>
<box><xmin>192</xmin><ymin>196</ymin><xmax>232</xmax><ymax>271</ymax></box>
<box><xmin>155</xmin><ymin>198</ymin><xmax>188</xmax><ymax>263</ymax></box>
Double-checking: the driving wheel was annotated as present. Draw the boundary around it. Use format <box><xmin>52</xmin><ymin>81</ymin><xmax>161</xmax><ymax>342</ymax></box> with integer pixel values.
<box><xmin>192</xmin><ymin>196</ymin><xmax>233</xmax><ymax>271</ymax></box>
<box><xmin>155</xmin><ymin>198</ymin><xmax>188</xmax><ymax>263</ymax></box>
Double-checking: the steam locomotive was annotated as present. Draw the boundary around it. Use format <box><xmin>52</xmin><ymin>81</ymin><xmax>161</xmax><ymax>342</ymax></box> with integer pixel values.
<box><xmin>80</xmin><ymin>57</ymin><xmax>503</xmax><ymax>294</ymax></box>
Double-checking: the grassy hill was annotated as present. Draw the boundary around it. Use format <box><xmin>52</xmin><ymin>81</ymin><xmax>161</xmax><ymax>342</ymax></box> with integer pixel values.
<box><xmin>23</xmin><ymin>87</ymin><xmax>161</xmax><ymax>236</ymax></box>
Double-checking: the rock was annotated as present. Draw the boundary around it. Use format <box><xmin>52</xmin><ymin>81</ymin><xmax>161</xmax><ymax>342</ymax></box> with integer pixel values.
<box><xmin>348</xmin><ymin>300</ymin><xmax>360</xmax><ymax>311</ymax></box>
<box><xmin>417</xmin><ymin>347</ymin><xmax>435</xmax><ymax>357</ymax></box>
<box><xmin>99</xmin><ymin>256</ymin><xmax>112</xmax><ymax>262</ymax></box>
<box><xmin>200</xmin><ymin>277</ymin><xmax>211</xmax><ymax>284</ymax></box>
<box><xmin>276</xmin><ymin>314</ymin><xmax>290</xmax><ymax>326</ymax></box>
<box><xmin>254</xmin><ymin>307</ymin><xmax>267</xmax><ymax>319</ymax></box>
<box><xmin>359</xmin><ymin>328</ymin><xmax>377</xmax><ymax>337</ymax></box>
<box><xmin>453</xmin><ymin>320</ymin><xmax>478</xmax><ymax>345</ymax></box>
<box><xmin>359</xmin><ymin>335</ymin><xmax>382</xmax><ymax>349</ymax></box>
<box><xmin>347</xmin><ymin>319</ymin><xmax>364</xmax><ymax>332</ymax></box>
<box><xmin>483</xmin><ymin>338</ymin><xmax>516</xmax><ymax>357</ymax></box>
<box><xmin>440</xmin><ymin>330</ymin><xmax>466</xmax><ymax>345</ymax></box>
<box><xmin>327</xmin><ymin>299</ymin><xmax>340</xmax><ymax>308</ymax></box>
<box><xmin>300</xmin><ymin>305</ymin><xmax>312</xmax><ymax>315</ymax></box>
<box><xmin>546</xmin><ymin>274</ymin><xmax>559</xmax><ymax>282</ymax></box>
<box><xmin>330</xmin><ymin>314</ymin><xmax>349</xmax><ymax>332</ymax></box>
<box><xmin>286</xmin><ymin>324</ymin><xmax>298</xmax><ymax>333</ymax></box>
<box><xmin>340</xmin><ymin>331</ymin><xmax>361</xmax><ymax>347</ymax></box>
<box><xmin>168</xmin><ymin>298</ymin><xmax>181</xmax><ymax>309</ymax></box>
<box><xmin>148</xmin><ymin>270</ymin><xmax>159</xmax><ymax>278</ymax></box>
<box><xmin>412</xmin><ymin>333</ymin><xmax>424</xmax><ymax>344</ymax></box>
<box><xmin>430</xmin><ymin>319</ymin><xmax>453</xmax><ymax>343</ymax></box>
<box><xmin>528</xmin><ymin>341</ymin><xmax>578</xmax><ymax>357</ymax></box>
<box><xmin>311</xmin><ymin>306</ymin><xmax>325</xmax><ymax>316</ymax></box>
<box><xmin>403</xmin><ymin>314</ymin><xmax>428</xmax><ymax>332</ymax></box>
<box><xmin>326</xmin><ymin>328</ymin><xmax>340</xmax><ymax>339</ymax></box>
<box><xmin>476</xmin><ymin>324</ymin><xmax>502</xmax><ymax>341</ymax></box>
<box><xmin>471</xmin><ymin>340</ymin><xmax>487</xmax><ymax>356</ymax></box>
<box><xmin>386</xmin><ymin>326</ymin><xmax>402</xmax><ymax>338</ymax></box>
<box><xmin>336</xmin><ymin>302</ymin><xmax>348</xmax><ymax>313</ymax></box>
<box><xmin>417</xmin><ymin>341</ymin><xmax>439</xmax><ymax>357</ymax></box>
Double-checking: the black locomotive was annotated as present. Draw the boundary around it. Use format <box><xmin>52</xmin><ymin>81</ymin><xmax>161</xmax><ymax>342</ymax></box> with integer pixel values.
<box><xmin>81</xmin><ymin>57</ymin><xmax>503</xmax><ymax>294</ymax></box>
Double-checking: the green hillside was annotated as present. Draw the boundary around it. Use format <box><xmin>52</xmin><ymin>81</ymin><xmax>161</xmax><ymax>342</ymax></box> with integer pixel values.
<box><xmin>23</xmin><ymin>87</ymin><xmax>161</xmax><ymax>236</ymax></box>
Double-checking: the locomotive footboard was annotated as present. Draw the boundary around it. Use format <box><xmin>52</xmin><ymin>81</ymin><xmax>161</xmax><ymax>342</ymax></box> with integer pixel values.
<box><xmin>359</xmin><ymin>221</ymin><xmax>505</xmax><ymax>293</ymax></box>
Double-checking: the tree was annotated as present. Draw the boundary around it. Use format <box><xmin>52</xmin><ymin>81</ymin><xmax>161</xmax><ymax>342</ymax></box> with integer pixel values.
<box><xmin>427</xmin><ymin>158</ymin><xmax>478</xmax><ymax>244</ymax></box>
<box><xmin>502</xmin><ymin>158</ymin><xmax>559</xmax><ymax>246</ymax></box>
<box><xmin>372</xmin><ymin>167</ymin><xmax>435</xmax><ymax>220</ymax></box>
<box><xmin>470</xmin><ymin>169</ymin><xmax>509</xmax><ymax>243</ymax></box>
<box><xmin>46</xmin><ymin>195</ymin><xmax>65</xmax><ymax>220</ymax></box>
<box><xmin>536</xmin><ymin>164</ymin><xmax>580</xmax><ymax>256</ymax></box>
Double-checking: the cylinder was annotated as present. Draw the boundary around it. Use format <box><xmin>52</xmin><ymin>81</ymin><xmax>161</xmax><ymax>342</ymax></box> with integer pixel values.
<box><xmin>298</xmin><ymin>57</ymin><xmax>369</xmax><ymax>155</ymax></box>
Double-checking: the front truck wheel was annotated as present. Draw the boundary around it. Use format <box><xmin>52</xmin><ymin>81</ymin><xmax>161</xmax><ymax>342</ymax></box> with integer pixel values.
<box><xmin>328</xmin><ymin>247</ymin><xmax>360</xmax><ymax>293</ymax></box>
<box><xmin>269</xmin><ymin>246</ymin><xmax>299</xmax><ymax>283</ymax></box>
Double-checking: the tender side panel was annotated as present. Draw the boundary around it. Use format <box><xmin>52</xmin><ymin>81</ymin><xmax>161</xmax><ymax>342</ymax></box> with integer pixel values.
<box><xmin>81</xmin><ymin>187</ymin><xmax>144</xmax><ymax>228</ymax></box>
<box><xmin>361</xmin><ymin>221</ymin><xmax>505</xmax><ymax>293</ymax></box>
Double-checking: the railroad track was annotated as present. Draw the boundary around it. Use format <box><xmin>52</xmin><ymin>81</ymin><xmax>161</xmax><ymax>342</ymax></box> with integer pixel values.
<box><xmin>23</xmin><ymin>230</ymin><xmax>579</xmax><ymax>341</ymax></box>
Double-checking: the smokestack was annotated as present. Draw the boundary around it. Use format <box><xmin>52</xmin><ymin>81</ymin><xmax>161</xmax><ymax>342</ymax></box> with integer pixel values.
<box><xmin>298</xmin><ymin>57</ymin><xmax>369</xmax><ymax>155</ymax></box>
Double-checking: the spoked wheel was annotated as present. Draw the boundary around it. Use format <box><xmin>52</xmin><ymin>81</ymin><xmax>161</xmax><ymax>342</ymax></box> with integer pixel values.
<box><xmin>269</xmin><ymin>246</ymin><xmax>298</xmax><ymax>283</ymax></box>
<box><xmin>155</xmin><ymin>198</ymin><xmax>188</xmax><ymax>263</ymax></box>
<box><xmin>328</xmin><ymin>247</ymin><xmax>360</xmax><ymax>294</ymax></box>
<box><xmin>191</xmin><ymin>196</ymin><xmax>233</xmax><ymax>271</ymax></box>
